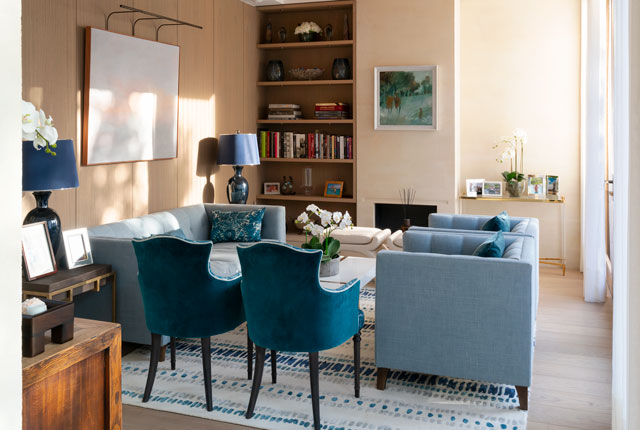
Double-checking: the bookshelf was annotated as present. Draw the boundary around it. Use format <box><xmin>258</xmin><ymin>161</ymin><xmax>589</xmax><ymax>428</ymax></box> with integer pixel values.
<box><xmin>255</xmin><ymin>0</ymin><xmax>356</xmax><ymax>231</ymax></box>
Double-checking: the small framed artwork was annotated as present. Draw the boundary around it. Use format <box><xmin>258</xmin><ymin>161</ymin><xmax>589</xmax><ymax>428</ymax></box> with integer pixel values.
<box><xmin>324</xmin><ymin>180</ymin><xmax>344</xmax><ymax>198</ymax></box>
<box><xmin>374</xmin><ymin>65</ymin><xmax>437</xmax><ymax>130</ymax></box>
<box><xmin>62</xmin><ymin>228</ymin><xmax>93</xmax><ymax>269</ymax></box>
<box><xmin>465</xmin><ymin>179</ymin><xmax>485</xmax><ymax>197</ymax></box>
<box><xmin>21</xmin><ymin>222</ymin><xmax>57</xmax><ymax>281</ymax></box>
<box><xmin>527</xmin><ymin>175</ymin><xmax>546</xmax><ymax>196</ymax></box>
<box><xmin>546</xmin><ymin>175</ymin><xmax>559</xmax><ymax>195</ymax></box>
<box><xmin>482</xmin><ymin>181</ymin><xmax>503</xmax><ymax>197</ymax></box>
<box><xmin>263</xmin><ymin>182</ymin><xmax>281</xmax><ymax>195</ymax></box>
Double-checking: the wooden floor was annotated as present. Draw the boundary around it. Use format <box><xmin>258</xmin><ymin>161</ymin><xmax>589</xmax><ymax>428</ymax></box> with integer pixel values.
<box><xmin>123</xmin><ymin>268</ymin><xmax>613</xmax><ymax>430</ymax></box>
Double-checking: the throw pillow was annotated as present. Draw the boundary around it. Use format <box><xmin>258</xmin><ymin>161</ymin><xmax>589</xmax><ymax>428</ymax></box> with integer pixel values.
<box><xmin>472</xmin><ymin>231</ymin><xmax>505</xmax><ymax>258</ymax></box>
<box><xmin>481</xmin><ymin>211</ymin><xmax>510</xmax><ymax>232</ymax></box>
<box><xmin>209</xmin><ymin>208</ymin><xmax>265</xmax><ymax>244</ymax></box>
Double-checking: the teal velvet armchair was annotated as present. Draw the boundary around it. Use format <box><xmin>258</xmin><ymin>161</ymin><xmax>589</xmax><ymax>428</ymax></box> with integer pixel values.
<box><xmin>132</xmin><ymin>236</ymin><xmax>248</xmax><ymax>411</ymax></box>
<box><xmin>236</xmin><ymin>242</ymin><xmax>363</xmax><ymax>430</ymax></box>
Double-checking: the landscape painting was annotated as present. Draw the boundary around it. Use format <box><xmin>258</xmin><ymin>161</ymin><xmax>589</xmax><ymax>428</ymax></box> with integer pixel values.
<box><xmin>374</xmin><ymin>65</ymin><xmax>437</xmax><ymax>130</ymax></box>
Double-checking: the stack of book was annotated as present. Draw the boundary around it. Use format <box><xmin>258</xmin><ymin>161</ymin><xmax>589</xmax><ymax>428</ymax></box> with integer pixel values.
<box><xmin>267</xmin><ymin>104</ymin><xmax>302</xmax><ymax>120</ymax></box>
<box><xmin>258</xmin><ymin>130</ymin><xmax>353</xmax><ymax>160</ymax></box>
<box><xmin>314</xmin><ymin>102</ymin><xmax>350</xmax><ymax>120</ymax></box>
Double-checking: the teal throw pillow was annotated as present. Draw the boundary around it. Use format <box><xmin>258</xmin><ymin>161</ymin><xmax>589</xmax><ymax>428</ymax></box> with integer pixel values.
<box><xmin>481</xmin><ymin>211</ymin><xmax>510</xmax><ymax>232</ymax></box>
<box><xmin>137</xmin><ymin>228</ymin><xmax>187</xmax><ymax>240</ymax></box>
<box><xmin>209</xmin><ymin>208</ymin><xmax>265</xmax><ymax>244</ymax></box>
<box><xmin>472</xmin><ymin>231</ymin><xmax>505</xmax><ymax>258</ymax></box>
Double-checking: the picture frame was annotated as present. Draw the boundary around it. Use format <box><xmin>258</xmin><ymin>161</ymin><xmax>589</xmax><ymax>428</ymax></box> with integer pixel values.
<box><xmin>21</xmin><ymin>222</ymin><xmax>57</xmax><ymax>281</ymax></box>
<box><xmin>324</xmin><ymin>180</ymin><xmax>344</xmax><ymax>198</ymax></box>
<box><xmin>263</xmin><ymin>182</ymin><xmax>281</xmax><ymax>195</ymax></box>
<box><xmin>374</xmin><ymin>65</ymin><xmax>438</xmax><ymax>130</ymax></box>
<box><xmin>465</xmin><ymin>179</ymin><xmax>485</xmax><ymax>197</ymax></box>
<box><xmin>546</xmin><ymin>175</ymin><xmax>559</xmax><ymax>195</ymax></box>
<box><xmin>482</xmin><ymin>181</ymin><xmax>503</xmax><ymax>197</ymax></box>
<box><xmin>527</xmin><ymin>174</ymin><xmax>546</xmax><ymax>196</ymax></box>
<box><xmin>62</xmin><ymin>228</ymin><xmax>93</xmax><ymax>269</ymax></box>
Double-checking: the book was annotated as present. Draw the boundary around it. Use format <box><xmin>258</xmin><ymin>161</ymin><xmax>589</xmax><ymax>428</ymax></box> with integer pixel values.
<box><xmin>268</xmin><ymin>103</ymin><xmax>300</xmax><ymax>109</ymax></box>
<box><xmin>257</xmin><ymin>130</ymin><xmax>353</xmax><ymax>160</ymax></box>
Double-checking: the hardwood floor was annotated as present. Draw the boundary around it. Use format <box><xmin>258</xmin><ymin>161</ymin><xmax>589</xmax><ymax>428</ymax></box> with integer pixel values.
<box><xmin>123</xmin><ymin>268</ymin><xmax>612</xmax><ymax>430</ymax></box>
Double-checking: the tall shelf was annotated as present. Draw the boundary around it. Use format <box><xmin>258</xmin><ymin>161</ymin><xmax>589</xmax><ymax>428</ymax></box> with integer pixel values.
<box><xmin>255</xmin><ymin>0</ymin><xmax>356</xmax><ymax>231</ymax></box>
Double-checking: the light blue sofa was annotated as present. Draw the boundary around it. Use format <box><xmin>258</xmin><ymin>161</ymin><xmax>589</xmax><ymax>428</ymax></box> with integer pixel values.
<box><xmin>375</xmin><ymin>229</ymin><xmax>537</xmax><ymax>409</ymax></box>
<box><xmin>77</xmin><ymin>203</ymin><xmax>285</xmax><ymax>346</ymax></box>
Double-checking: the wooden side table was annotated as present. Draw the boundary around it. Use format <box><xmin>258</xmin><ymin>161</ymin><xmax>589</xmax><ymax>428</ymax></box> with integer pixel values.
<box><xmin>23</xmin><ymin>264</ymin><xmax>117</xmax><ymax>321</ymax></box>
<box><xmin>22</xmin><ymin>318</ymin><xmax>122</xmax><ymax>430</ymax></box>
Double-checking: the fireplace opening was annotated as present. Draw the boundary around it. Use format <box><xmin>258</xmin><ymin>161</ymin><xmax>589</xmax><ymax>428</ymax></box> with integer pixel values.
<box><xmin>374</xmin><ymin>203</ymin><xmax>437</xmax><ymax>231</ymax></box>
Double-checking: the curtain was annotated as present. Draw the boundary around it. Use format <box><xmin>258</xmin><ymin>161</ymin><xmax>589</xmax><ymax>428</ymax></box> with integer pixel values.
<box><xmin>581</xmin><ymin>0</ymin><xmax>607</xmax><ymax>303</ymax></box>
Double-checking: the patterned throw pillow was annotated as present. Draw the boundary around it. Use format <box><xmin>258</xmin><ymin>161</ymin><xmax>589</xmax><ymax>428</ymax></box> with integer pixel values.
<box><xmin>209</xmin><ymin>208</ymin><xmax>265</xmax><ymax>244</ymax></box>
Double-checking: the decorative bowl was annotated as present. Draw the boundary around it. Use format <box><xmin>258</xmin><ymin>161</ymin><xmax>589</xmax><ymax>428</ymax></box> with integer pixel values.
<box><xmin>288</xmin><ymin>68</ymin><xmax>324</xmax><ymax>81</ymax></box>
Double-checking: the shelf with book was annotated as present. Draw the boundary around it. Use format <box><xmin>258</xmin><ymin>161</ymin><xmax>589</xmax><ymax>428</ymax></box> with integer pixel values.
<box><xmin>257</xmin><ymin>40</ymin><xmax>353</xmax><ymax>50</ymax></box>
<box><xmin>260</xmin><ymin>157</ymin><xmax>354</xmax><ymax>164</ymax></box>
<box><xmin>257</xmin><ymin>194</ymin><xmax>356</xmax><ymax>204</ymax></box>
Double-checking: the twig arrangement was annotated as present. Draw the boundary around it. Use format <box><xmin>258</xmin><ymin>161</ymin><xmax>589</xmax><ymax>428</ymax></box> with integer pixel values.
<box><xmin>399</xmin><ymin>187</ymin><xmax>416</xmax><ymax>219</ymax></box>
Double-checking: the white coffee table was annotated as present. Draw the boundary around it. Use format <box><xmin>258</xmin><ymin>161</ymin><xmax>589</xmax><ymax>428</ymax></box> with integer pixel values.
<box><xmin>320</xmin><ymin>256</ymin><xmax>376</xmax><ymax>290</ymax></box>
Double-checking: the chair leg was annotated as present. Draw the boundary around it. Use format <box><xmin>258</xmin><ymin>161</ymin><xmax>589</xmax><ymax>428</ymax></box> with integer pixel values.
<box><xmin>142</xmin><ymin>333</ymin><xmax>161</xmax><ymax>402</ymax></box>
<box><xmin>271</xmin><ymin>350</ymin><xmax>277</xmax><ymax>384</ymax></box>
<box><xmin>159</xmin><ymin>344</ymin><xmax>167</xmax><ymax>362</ymax></box>
<box><xmin>246</xmin><ymin>346</ymin><xmax>266</xmax><ymax>419</ymax></box>
<box><xmin>170</xmin><ymin>337</ymin><xmax>176</xmax><ymax>370</ymax></box>
<box><xmin>516</xmin><ymin>385</ymin><xmax>529</xmax><ymax>410</ymax></box>
<box><xmin>376</xmin><ymin>367</ymin><xmax>389</xmax><ymax>390</ymax></box>
<box><xmin>353</xmin><ymin>331</ymin><xmax>361</xmax><ymax>398</ymax></box>
<box><xmin>201</xmin><ymin>337</ymin><xmax>213</xmax><ymax>411</ymax></box>
<box><xmin>309</xmin><ymin>352</ymin><xmax>320</xmax><ymax>430</ymax></box>
<box><xmin>247</xmin><ymin>333</ymin><xmax>253</xmax><ymax>380</ymax></box>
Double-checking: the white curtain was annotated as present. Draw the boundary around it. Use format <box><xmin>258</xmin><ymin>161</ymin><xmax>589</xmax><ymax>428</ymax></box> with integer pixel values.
<box><xmin>581</xmin><ymin>0</ymin><xmax>607</xmax><ymax>303</ymax></box>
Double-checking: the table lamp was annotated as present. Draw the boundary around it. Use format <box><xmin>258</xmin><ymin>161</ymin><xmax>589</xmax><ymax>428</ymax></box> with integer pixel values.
<box><xmin>217</xmin><ymin>132</ymin><xmax>260</xmax><ymax>204</ymax></box>
<box><xmin>22</xmin><ymin>140</ymin><xmax>80</xmax><ymax>254</ymax></box>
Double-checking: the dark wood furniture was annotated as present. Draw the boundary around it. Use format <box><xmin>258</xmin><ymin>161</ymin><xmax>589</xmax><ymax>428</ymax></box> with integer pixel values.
<box><xmin>22</xmin><ymin>318</ymin><xmax>122</xmax><ymax>430</ymax></box>
<box><xmin>22</xmin><ymin>299</ymin><xmax>75</xmax><ymax>357</ymax></box>
<box><xmin>22</xmin><ymin>264</ymin><xmax>117</xmax><ymax>321</ymax></box>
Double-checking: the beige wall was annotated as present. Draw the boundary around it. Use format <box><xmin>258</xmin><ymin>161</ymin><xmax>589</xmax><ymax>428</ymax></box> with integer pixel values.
<box><xmin>21</xmin><ymin>0</ymin><xmax>256</xmax><ymax>229</ymax></box>
<box><xmin>356</xmin><ymin>0</ymin><xmax>460</xmax><ymax>226</ymax></box>
<box><xmin>460</xmin><ymin>0</ymin><xmax>582</xmax><ymax>269</ymax></box>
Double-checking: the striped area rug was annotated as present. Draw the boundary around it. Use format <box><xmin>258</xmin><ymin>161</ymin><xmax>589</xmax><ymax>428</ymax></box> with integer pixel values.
<box><xmin>122</xmin><ymin>286</ymin><xmax>527</xmax><ymax>430</ymax></box>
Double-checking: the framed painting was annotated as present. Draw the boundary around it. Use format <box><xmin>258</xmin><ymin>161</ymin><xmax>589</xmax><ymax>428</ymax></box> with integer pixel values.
<box><xmin>82</xmin><ymin>27</ymin><xmax>180</xmax><ymax>165</ymax></box>
<box><xmin>374</xmin><ymin>65</ymin><xmax>437</xmax><ymax>130</ymax></box>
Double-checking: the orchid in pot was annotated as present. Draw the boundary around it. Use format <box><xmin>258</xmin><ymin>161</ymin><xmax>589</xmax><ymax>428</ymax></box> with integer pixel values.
<box><xmin>22</xmin><ymin>100</ymin><xmax>59</xmax><ymax>156</ymax></box>
<box><xmin>295</xmin><ymin>204</ymin><xmax>353</xmax><ymax>277</ymax></box>
<box><xmin>294</xmin><ymin>21</ymin><xmax>322</xmax><ymax>42</ymax></box>
<box><xmin>493</xmin><ymin>128</ymin><xmax>527</xmax><ymax>197</ymax></box>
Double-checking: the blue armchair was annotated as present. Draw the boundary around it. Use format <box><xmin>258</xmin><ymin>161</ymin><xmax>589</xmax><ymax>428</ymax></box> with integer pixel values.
<box><xmin>132</xmin><ymin>236</ymin><xmax>248</xmax><ymax>411</ymax></box>
<box><xmin>375</xmin><ymin>230</ymin><xmax>537</xmax><ymax>410</ymax></box>
<box><xmin>236</xmin><ymin>242</ymin><xmax>363</xmax><ymax>430</ymax></box>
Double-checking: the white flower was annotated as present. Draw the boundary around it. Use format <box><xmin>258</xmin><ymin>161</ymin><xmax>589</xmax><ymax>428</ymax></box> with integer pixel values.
<box><xmin>303</xmin><ymin>223</ymin><xmax>313</xmax><ymax>233</ymax></box>
<box><xmin>501</xmin><ymin>147</ymin><xmax>515</xmax><ymax>161</ymax></box>
<box><xmin>311</xmin><ymin>224</ymin><xmax>325</xmax><ymax>238</ymax></box>
<box><xmin>296</xmin><ymin>212</ymin><xmax>309</xmax><ymax>224</ymax></box>
<box><xmin>344</xmin><ymin>211</ymin><xmax>352</xmax><ymax>221</ymax></box>
<box><xmin>22</xmin><ymin>101</ymin><xmax>37</xmax><ymax>140</ymax></box>
<box><xmin>513</xmin><ymin>128</ymin><xmax>527</xmax><ymax>141</ymax></box>
<box><xmin>319</xmin><ymin>210</ymin><xmax>332</xmax><ymax>227</ymax></box>
<box><xmin>295</xmin><ymin>21</ymin><xmax>322</xmax><ymax>35</ymax></box>
<box><xmin>332</xmin><ymin>211</ymin><xmax>342</xmax><ymax>223</ymax></box>
<box><xmin>306</xmin><ymin>204</ymin><xmax>320</xmax><ymax>214</ymax></box>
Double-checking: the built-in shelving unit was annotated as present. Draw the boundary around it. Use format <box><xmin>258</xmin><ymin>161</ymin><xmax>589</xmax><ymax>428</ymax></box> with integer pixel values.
<box><xmin>255</xmin><ymin>0</ymin><xmax>357</xmax><ymax>231</ymax></box>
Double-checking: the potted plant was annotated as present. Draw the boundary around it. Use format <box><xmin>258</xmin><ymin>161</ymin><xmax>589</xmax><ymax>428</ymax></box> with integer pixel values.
<box><xmin>295</xmin><ymin>204</ymin><xmax>352</xmax><ymax>277</ymax></box>
<box><xmin>294</xmin><ymin>21</ymin><xmax>322</xmax><ymax>42</ymax></box>
<box><xmin>493</xmin><ymin>128</ymin><xmax>527</xmax><ymax>197</ymax></box>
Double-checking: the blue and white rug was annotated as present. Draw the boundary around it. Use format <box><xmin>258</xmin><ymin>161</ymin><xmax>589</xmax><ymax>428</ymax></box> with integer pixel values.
<box><xmin>122</xmin><ymin>287</ymin><xmax>527</xmax><ymax>430</ymax></box>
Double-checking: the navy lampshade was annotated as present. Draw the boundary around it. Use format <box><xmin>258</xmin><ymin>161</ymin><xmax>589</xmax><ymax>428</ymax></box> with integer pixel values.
<box><xmin>217</xmin><ymin>133</ymin><xmax>260</xmax><ymax>166</ymax></box>
<box><xmin>22</xmin><ymin>140</ymin><xmax>80</xmax><ymax>192</ymax></box>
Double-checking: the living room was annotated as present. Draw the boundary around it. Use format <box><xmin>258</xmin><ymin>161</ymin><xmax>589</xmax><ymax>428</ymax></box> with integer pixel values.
<box><xmin>2</xmin><ymin>0</ymin><xmax>639</xmax><ymax>429</ymax></box>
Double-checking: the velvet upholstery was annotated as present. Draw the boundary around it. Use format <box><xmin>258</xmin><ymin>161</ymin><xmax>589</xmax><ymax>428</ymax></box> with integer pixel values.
<box><xmin>132</xmin><ymin>236</ymin><xmax>245</xmax><ymax>339</ymax></box>
<box><xmin>236</xmin><ymin>242</ymin><xmax>361</xmax><ymax>353</ymax></box>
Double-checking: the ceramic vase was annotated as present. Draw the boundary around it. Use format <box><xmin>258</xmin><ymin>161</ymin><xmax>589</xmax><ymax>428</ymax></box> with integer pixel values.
<box><xmin>319</xmin><ymin>257</ymin><xmax>340</xmax><ymax>277</ymax></box>
<box><xmin>332</xmin><ymin>58</ymin><xmax>350</xmax><ymax>80</ymax></box>
<box><xmin>266</xmin><ymin>60</ymin><xmax>284</xmax><ymax>81</ymax></box>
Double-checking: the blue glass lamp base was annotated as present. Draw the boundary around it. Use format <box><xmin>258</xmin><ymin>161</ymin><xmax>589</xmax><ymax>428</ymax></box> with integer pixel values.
<box><xmin>227</xmin><ymin>166</ymin><xmax>249</xmax><ymax>204</ymax></box>
<box><xmin>23</xmin><ymin>191</ymin><xmax>61</xmax><ymax>254</ymax></box>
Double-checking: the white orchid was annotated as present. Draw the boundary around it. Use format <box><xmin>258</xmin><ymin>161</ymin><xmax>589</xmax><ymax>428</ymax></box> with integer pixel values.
<box><xmin>22</xmin><ymin>100</ymin><xmax>59</xmax><ymax>156</ymax></box>
<box><xmin>294</xmin><ymin>21</ymin><xmax>322</xmax><ymax>35</ymax></box>
<box><xmin>296</xmin><ymin>205</ymin><xmax>353</xmax><ymax>261</ymax></box>
<box><xmin>513</xmin><ymin>128</ymin><xmax>527</xmax><ymax>145</ymax></box>
<box><xmin>306</xmin><ymin>204</ymin><xmax>320</xmax><ymax>214</ymax></box>
<box><xmin>22</xmin><ymin>101</ymin><xmax>38</xmax><ymax>140</ymax></box>
<box><xmin>319</xmin><ymin>210</ymin><xmax>332</xmax><ymax>227</ymax></box>
<box><xmin>493</xmin><ymin>128</ymin><xmax>526</xmax><ymax>186</ymax></box>
<box><xmin>296</xmin><ymin>212</ymin><xmax>309</xmax><ymax>224</ymax></box>
<box><xmin>310</xmin><ymin>223</ymin><xmax>325</xmax><ymax>238</ymax></box>
<box><xmin>332</xmin><ymin>211</ymin><xmax>342</xmax><ymax>223</ymax></box>
<box><xmin>303</xmin><ymin>223</ymin><xmax>313</xmax><ymax>233</ymax></box>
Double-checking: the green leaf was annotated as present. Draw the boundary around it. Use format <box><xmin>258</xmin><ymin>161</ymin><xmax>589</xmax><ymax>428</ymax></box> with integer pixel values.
<box><xmin>307</xmin><ymin>236</ymin><xmax>323</xmax><ymax>249</ymax></box>
<box><xmin>324</xmin><ymin>237</ymin><xmax>340</xmax><ymax>259</ymax></box>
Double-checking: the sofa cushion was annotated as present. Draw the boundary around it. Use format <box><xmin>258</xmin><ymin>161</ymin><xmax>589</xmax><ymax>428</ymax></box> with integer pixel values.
<box><xmin>503</xmin><ymin>237</ymin><xmax>524</xmax><ymax>260</ymax></box>
<box><xmin>510</xmin><ymin>219</ymin><xmax>529</xmax><ymax>234</ymax></box>
<box><xmin>209</xmin><ymin>208</ymin><xmax>265</xmax><ymax>244</ymax></box>
<box><xmin>331</xmin><ymin>227</ymin><xmax>381</xmax><ymax>245</ymax></box>
<box><xmin>472</xmin><ymin>231</ymin><xmax>505</xmax><ymax>258</ymax></box>
<box><xmin>481</xmin><ymin>211</ymin><xmax>510</xmax><ymax>232</ymax></box>
<box><xmin>209</xmin><ymin>242</ymin><xmax>243</xmax><ymax>278</ymax></box>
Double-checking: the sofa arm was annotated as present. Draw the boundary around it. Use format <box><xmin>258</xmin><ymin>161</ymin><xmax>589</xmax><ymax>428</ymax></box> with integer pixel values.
<box><xmin>375</xmin><ymin>250</ymin><xmax>534</xmax><ymax>387</ymax></box>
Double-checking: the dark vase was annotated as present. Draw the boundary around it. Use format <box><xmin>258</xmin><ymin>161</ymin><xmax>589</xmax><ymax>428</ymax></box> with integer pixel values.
<box><xmin>278</xmin><ymin>27</ymin><xmax>287</xmax><ymax>43</ymax></box>
<box><xmin>400</xmin><ymin>218</ymin><xmax>411</xmax><ymax>232</ymax></box>
<box><xmin>266</xmin><ymin>60</ymin><xmax>284</xmax><ymax>81</ymax></box>
<box><xmin>298</xmin><ymin>32</ymin><xmax>316</xmax><ymax>42</ymax></box>
<box><xmin>332</xmin><ymin>58</ymin><xmax>350</xmax><ymax>80</ymax></box>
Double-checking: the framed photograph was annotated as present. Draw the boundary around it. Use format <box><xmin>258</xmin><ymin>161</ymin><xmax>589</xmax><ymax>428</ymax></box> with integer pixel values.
<box><xmin>21</xmin><ymin>222</ymin><xmax>57</xmax><ymax>281</ymax></box>
<box><xmin>374</xmin><ymin>65</ymin><xmax>437</xmax><ymax>130</ymax></box>
<box><xmin>263</xmin><ymin>182</ymin><xmax>281</xmax><ymax>195</ymax></box>
<box><xmin>527</xmin><ymin>174</ymin><xmax>546</xmax><ymax>196</ymax></box>
<box><xmin>62</xmin><ymin>228</ymin><xmax>93</xmax><ymax>269</ymax></box>
<box><xmin>324</xmin><ymin>180</ymin><xmax>344</xmax><ymax>198</ymax></box>
<box><xmin>546</xmin><ymin>175</ymin><xmax>559</xmax><ymax>195</ymax></box>
<box><xmin>465</xmin><ymin>179</ymin><xmax>485</xmax><ymax>197</ymax></box>
<box><xmin>482</xmin><ymin>181</ymin><xmax>503</xmax><ymax>196</ymax></box>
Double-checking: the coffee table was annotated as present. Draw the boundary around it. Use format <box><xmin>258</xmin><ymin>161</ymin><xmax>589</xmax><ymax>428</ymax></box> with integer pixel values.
<box><xmin>320</xmin><ymin>256</ymin><xmax>376</xmax><ymax>290</ymax></box>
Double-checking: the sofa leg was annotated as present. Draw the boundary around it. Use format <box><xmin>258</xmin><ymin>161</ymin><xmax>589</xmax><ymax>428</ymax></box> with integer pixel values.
<box><xmin>516</xmin><ymin>385</ymin><xmax>528</xmax><ymax>410</ymax></box>
<box><xmin>170</xmin><ymin>337</ymin><xmax>176</xmax><ymax>370</ymax></box>
<box><xmin>271</xmin><ymin>350</ymin><xmax>277</xmax><ymax>384</ymax></box>
<box><xmin>376</xmin><ymin>367</ymin><xmax>389</xmax><ymax>390</ymax></box>
<box><xmin>353</xmin><ymin>332</ymin><xmax>361</xmax><ymax>398</ymax></box>
<box><xmin>159</xmin><ymin>344</ymin><xmax>167</xmax><ymax>362</ymax></box>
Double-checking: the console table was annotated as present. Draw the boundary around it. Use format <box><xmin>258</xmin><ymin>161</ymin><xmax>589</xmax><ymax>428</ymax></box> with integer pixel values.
<box><xmin>22</xmin><ymin>318</ymin><xmax>122</xmax><ymax>430</ymax></box>
<box><xmin>460</xmin><ymin>194</ymin><xmax>566</xmax><ymax>275</ymax></box>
